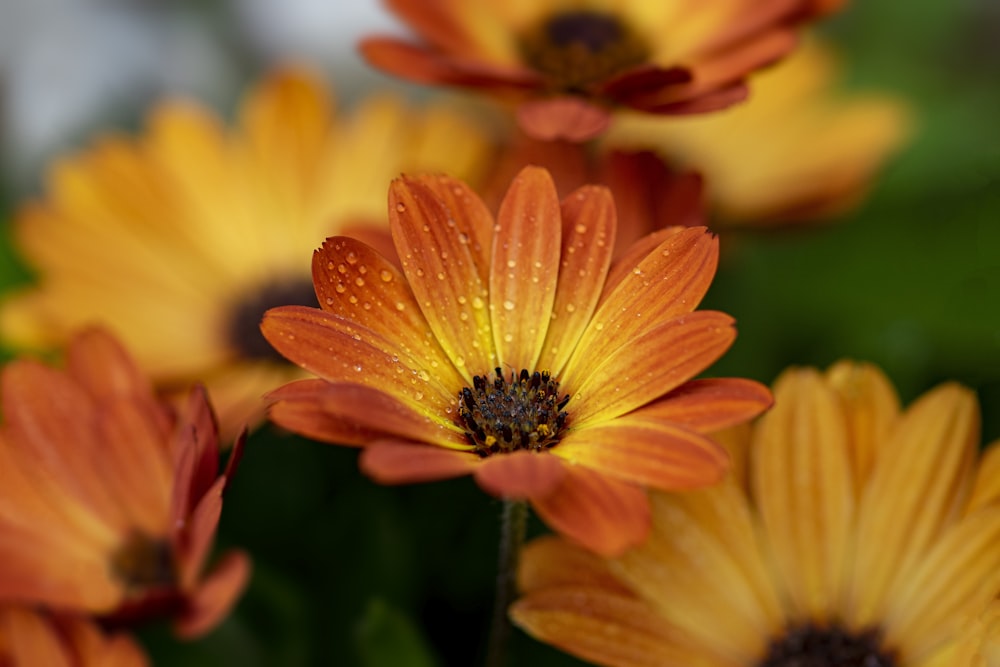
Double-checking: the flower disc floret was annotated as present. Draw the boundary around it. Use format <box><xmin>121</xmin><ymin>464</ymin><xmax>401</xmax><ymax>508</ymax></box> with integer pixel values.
<box><xmin>459</xmin><ymin>367</ymin><xmax>570</xmax><ymax>456</ymax></box>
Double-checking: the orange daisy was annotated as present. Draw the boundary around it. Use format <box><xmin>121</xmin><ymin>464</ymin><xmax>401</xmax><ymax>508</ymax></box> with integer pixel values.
<box><xmin>360</xmin><ymin>0</ymin><xmax>842</xmax><ymax>141</ymax></box>
<box><xmin>0</xmin><ymin>606</ymin><xmax>148</xmax><ymax>667</ymax></box>
<box><xmin>513</xmin><ymin>361</ymin><xmax>1000</xmax><ymax>666</ymax></box>
<box><xmin>0</xmin><ymin>328</ymin><xmax>249</xmax><ymax>638</ymax></box>
<box><xmin>261</xmin><ymin>166</ymin><xmax>771</xmax><ymax>556</ymax></box>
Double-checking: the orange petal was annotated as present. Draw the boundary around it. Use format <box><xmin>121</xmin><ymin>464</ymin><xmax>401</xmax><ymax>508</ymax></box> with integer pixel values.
<box><xmin>603</xmin><ymin>226</ymin><xmax>687</xmax><ymax>295</ymax></box>
<box><xmin>518</xmin><ymin>535</ymin><xmax>633</xmax><ymax>596</ymax></box>
<box><xmin>359</xmin><ymin>441</ymin><xmax>479</xmax><ymax>485</ymax></box>
<box><xmin>175</xmin><ymin>476</ymin><xmax>225</xmax><ymax>591</ymax></box>
<box><xmin>472</xmin><ymin>450</ymin><xmax>566</xmax><ymax>499</ymax></box>
<box><xmin>631</xmin><ymin>378</ymin><xmax>773</xmax><ymax>433</ymax></box>
<box><xmin>968</xmin><ymin>441</ymin><xmax>1000</xmax><ymax>513</ymax></box>
<box><xmin>537</xmin><ymin>184</ymin><xmax>616</xmax><ymax>376</ymax></box>
<box><xmin>268</xmin><ymin>395</ymin><xmax>378</xmax><ymax>446</ymax></box>
<box><xmin>511</xmin><ymin>587</ymin><xmax>684</xmax><ymax>667</ymax></box>
<box><xmin>170</xmin><ymin>385</ymin><xmax>223</xmax><ymax>525</ymax></box>
<box><xmin>0</xmin><ymin>607</ymin><xmax>74</xmax><ymax>667</ymax></box>
<box><xmin>564</xmin><ymin>226</ymin><xmax>719</xmax><ymax>389</ymax></box>
<box><xmin>389</xmin><ymin>176</ymin><xmax>497</xmax><ymax>377</ymax></box>
<box><xmin>750</xmin><ymin>368</ymin><xmax>854</xmax><ymax>623</ymax></box>
<box><xmin>60</xmin><ymin>615</ymin><xmax>151</xmax><ymax>667</ymax></box>
<box><xmin>311</xmin><ymin>236</ymin><xmax>464</xmax><ymax>393</ymax></box>
<box><xmin>516</xmin><ymin>97</ymin><xmax>612</xmax><ymax>142</ymax></box>
<box><xmin>846</xmin><ymin>383</ymin><xmax>979</xmax><ymax>628</ymax></box>
<box><xmin>531</xmin><ymin>466</ymin><xmax>650</xmax><ymax>557</ymax></box>
<box><xmin>66</xmin><ymin>327</ymin><xmax>156</xmax><ymax>403</ymax></box>
<box><xmin>569</xmin><ymin>311</ymin><xmax>736</xmax><ymax>426</ymax></box>
<box><xmin>490</xmin><ymin>166</ymin><xmax>562</xmax><ymax>371</ymax></box>
<box><xmin>261</xmin><ymin>305</ymin><xmax>455</xmax><ymax>414</ymax></box>
<box><xmin>174</xmin><ymin>550</ymin><xmax>251</xmax><ymax>639</ymax></box>
<box><xmin>555</xmin><ymin>416</ymin><xmax>729</xmax><ymax>491</ymax></box>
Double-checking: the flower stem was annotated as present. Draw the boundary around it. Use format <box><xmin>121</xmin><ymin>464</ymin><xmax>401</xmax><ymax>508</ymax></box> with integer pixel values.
<box><xmin>484</xmin><ymin>499</ymin><xmax>528</xmax><ymax>667</ymax></box>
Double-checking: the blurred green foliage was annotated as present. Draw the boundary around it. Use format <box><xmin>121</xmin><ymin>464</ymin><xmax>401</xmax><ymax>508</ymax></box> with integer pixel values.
<box><xmin>0</xmin><ymin>0</ymin><xmax>997</xmax><ymax>665</ymax></box>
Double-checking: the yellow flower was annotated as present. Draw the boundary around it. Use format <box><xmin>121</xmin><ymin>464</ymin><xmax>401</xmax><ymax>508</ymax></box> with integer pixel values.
<box><xmin>262</xmin><ymin>166</ymin><xmax>771</xmax><ymax>556</ymax></box>
<box><xmin>606</xmin><ymin>37</ymin><xmax>913</xmax><ymax>225</ymax></box>
<box><xmin>361</xmin><ymin>0</ymin><xmax>841</xmax><ymax>141</ymax></box>
<box><xmin>0</xmin><ymin>66</ymin><xmax>493</xmax><ymax>438</ymax></box>
<box><xmin>0</xmin><ymin>606</ymin><xmax>149</xmax><ymax>667</ymax></box>
<box><xmin>0</xmin><ymin>328</ymin><xmax>248</xmax><ymax>638</ymax></box>
<box><xmin>513</xmin><ymin>361</ymin><xmax>1000</xmax><ymax>665</ymax></box>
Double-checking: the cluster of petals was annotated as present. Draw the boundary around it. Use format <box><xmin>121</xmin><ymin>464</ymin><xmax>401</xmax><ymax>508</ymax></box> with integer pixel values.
<box><xmin>362</xmin><ymin>0</ymin><xmax>844</xmax><ymax>140</ymax></box>
<box><xmin>0</xmin><ymin>328</ymin><xmax>249</xmax><ymax>639</ymax></box>
<box><xmin>262</xmin><ymin>165</ymin><xmax>771</xmax><ymax>556</ymax></box>
<box><xmin>0</xmin><ymin>606</ymin><xmax>148</xmax><ymax>667</ymax></box>
<box><xmin>512</xmin><ymin>361</ymin><xmax>1000</xmax><ymax>666</ymax></box>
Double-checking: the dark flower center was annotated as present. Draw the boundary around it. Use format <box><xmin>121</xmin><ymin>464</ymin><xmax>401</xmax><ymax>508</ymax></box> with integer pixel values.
<box><xmin>457</xmin><ymin>367</ymin><xmax>570</xmax><ymax>456</ymax></box>
<box><xmin>110</xmin><ymin>532</ymin><xmax>175</xmax><ymax>592</ymax></box>
<box><xmin>227</xmin><ymin>278</ymin><xmax>318</xmax><ymax>362</ymax></box>
<box><xmin>757</xmin><ymin>623</ymin><xmax>898</xmax><ymax>667</ymax></box>
<box><xmin>519</xmin><ymin>10</ymin><xmax>650</xmax><ymax>92</ymax></box>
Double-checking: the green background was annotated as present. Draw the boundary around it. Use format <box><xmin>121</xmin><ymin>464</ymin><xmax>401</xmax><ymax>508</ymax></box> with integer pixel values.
<box><xmin>0</xmin><ymin>1</ymin><xmax>998</xmax><ymax>665</ymax></box>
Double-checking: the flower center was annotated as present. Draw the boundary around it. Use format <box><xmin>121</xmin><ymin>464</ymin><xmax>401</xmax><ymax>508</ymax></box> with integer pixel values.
<box><xmin>757</xmin><ymin>624</ymin><xmax>898</xmax><ymax>667</ymax></box>
<box><xmin>110</xmin><ymin>532</ymin><xmax>175</xmax><ymax>593</ymax></box>
<box><xmin>519</xmin><ymin>10</ymin><xmax>650</xmax><ymax>92</ymax></box>
<box><xmin>457</xmin><ymin>367</ymin><xmax>570</xmax><ymax>456</ymax></box>
<box><xmin>227</xmin><ymin>278</ymin><xmax>318</xmax><ymax>362</ymax></box>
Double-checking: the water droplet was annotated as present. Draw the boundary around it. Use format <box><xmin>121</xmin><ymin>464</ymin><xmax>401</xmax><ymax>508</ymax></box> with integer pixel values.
<box><xmin>395</xmin><ymin>302</ymin><xmax>406</xmax><ymax>311</ymax></box>
<box><xmin>595</xmin><ymin>322</ymin><xmax>605</xmax><ymax>331</ymax></box>
<box><xmin>335</xmin><ymin>283</ymin><xmax>347</xmax><ymax>293</ymax></box>
<box><xmin>416</xmin><ymin>268</ymin><xmax>425</xmax><ymax>277</ymax></box>
<box><xmin>349</xmin><ymin>295</ymin><xmax>358</xmax><ymax>304</ymax></box>
<box><xmin>325</xmin><ymin>297</ymin><xmax>334</xmax><ymax>305</ymax></box>
<box><xmin>414</xmin><ymin>391</ymin><xmax>424</xmax><ymax>401</ymax></box>
<box><xmin>396</xmin><ymin>203</ymin><xmax>406</xmax><ymax>212</ymax></box>
<box><xmin>380</xmin><ymin>270</ymin><xmax>393</xmax><ymax>282</ymax></box>
<box><xmin>574</xmin><ymin>224</ymin><xmax>587</xmax><ymax>234</ymax></box>
<box><xmin>565</xmin><ymin>303</ymin><xmax>576</xmax><ymax>313</ymax></box>
<box><xmin>458</xmin><ymin>232</ymin><xmax>470</xmax><ymax>244</ymax></box>
<box><xmin>457</xmin><ymin>295</ymin><xmax>467</xmax><ymax>304</ymax></box>
<box><xmin>417</xmin><ymin>370</ymin><xmax>430</xmax><ymax>382</ymax></box>
<box><xmin>337</xmin><ymin>263</ymin><xmax>347</xmax><ymax>274</ymax></box>
<box><xmin>459</xmin><ymin>312</ymin><xmax>469</xmax><ymax>321</ymax></box>
<box><xmin>506</xmin><ymin>259</ymin><xmax>516</xmax><ymax>268</ymax></box>
<box><xmin>358</xmin><ymin>265</ymin><xmax>368</xmax><ymax>275</ymax></box>
<box><xmin>355</xmin><ymin>277</ymin><xmax>365</xmax><ymax>286</ymax></box>
<box><xmin>471</xmin><ymin>296</ymin><xmax>485</xmax><ymax>309</ymax></box>
<box><xmin>454</xmin><ymin>356</ymin><xmax>465</xmax><ymax>367</ymax></box>
<box><xmin>346</xmin><ymin>251</ymin><xmax>359</xmax><ymax>265</ymax></box>
<box><xmin>503</xmin><ymin>333</ymin><xmax>514</xmax><ymax>342</ymax></box>
<box><xmin>326</xmin><ymin>261</ymin><xmax>335</xmax><ymax>270</ymax></box>
<box><xmin>436</xmin><ymin>271</ymin><xmax>446</xmax><ymax>280</ymax></box>
<box><xmin>422</xmin><ymin>224</ymin><xmax>431</xmax><ymax>233</ymax></box>
<box><xmin>353</xmin><ymin>364</ymin><xmax>363</xmax><ymax>372</ymax></box>
<box><xmin>502</xmin><ymin>300</ymin><xmax>515</xmax><ymax>311</ymax></box>
<box><xmin>363</xmin><ymin>302</ymin><xmax>372</xmax><ymax>310</ymax></box>
<box><xmin>632</xmin><ymin>267</ymin><xmax>643</xmax><ymax>276</ymax></box>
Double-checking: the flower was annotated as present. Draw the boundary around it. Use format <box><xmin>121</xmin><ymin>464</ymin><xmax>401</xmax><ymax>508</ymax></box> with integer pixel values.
<box><xmin>512</xmin><ymin>361</ymin><xmax>1000</xmax><ymax>666</ymax></box>
<box><xmin>0</xmin><ymin>328</ymin><xmax>249</xmax><ymax>638</ymax></box>
<box><xmin>261</xmin><ymin>165</ymin><xmax>771</xmax><ymax>556</ymax></box>
<box><xmin>0</xmin><ymin>66</ymin><xmax>493</xmax><ymax>439</ymax></box>
<box><xmin>361</xmin><ymin>0</ymin><xmax>841</xmax><ymax>141</ymax></box>
<box><xmin>0</xmin><ymin>606</ymin><xmax>149</xmax><ymax>667</ymax></box>
<box><xmin>605</xmin><ymin>37</ymin><xmax>914</xmax><ymax>225</ymax></box>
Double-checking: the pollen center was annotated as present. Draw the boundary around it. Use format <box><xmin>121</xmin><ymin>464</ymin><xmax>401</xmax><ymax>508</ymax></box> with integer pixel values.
<box><xmin>519</xmin><ymin>10</ymin><xmax>650</xmax><ymax>92</ymax></box>
<box><xmin>227</xmin><ymin>278</ymin><xmax>318</xmax><ymax>362</ymax></box>
<box><xmin>458</xmin><ymin>367</ymin><xmax>570</xmax><ymax>456</ymax></box>
<box><xmin>757</xmin><ymin>624</ymin><xmax>897</xmax><ymax>667</ymax></box>
<box><xmin>110</xmin><ymin>532</ymin><xmax>175</xmax><ymax>593</ymax></box>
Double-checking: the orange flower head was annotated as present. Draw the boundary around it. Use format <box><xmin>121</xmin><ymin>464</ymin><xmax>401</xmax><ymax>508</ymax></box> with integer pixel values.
<box><xmin>0</xmin><ymin>329</ymin><xmax>250</xmax><ymax>638</ymax></box>
<box><xmin>0</xmin><ymin>66</ymin><xmax>493</xmax><ymax>440</ymax></box>
<box><xmin>513</xmin><ymin>361</ymin><xmax>1000</xmax><ymax>666</ymax></box>
<box><xmin>262</xmin><ymin>166</ymin><xmax>771</xmax><ymax>556</ymax></box>
<box><xmin>360</xmin><ymin>0</ymin><xmax>842</xmax><ymax>141</ymax></box>
<box><xmin>0</xmin><ymin>606</ymin><xmax>149</xmax><ymax>667</ymax></box>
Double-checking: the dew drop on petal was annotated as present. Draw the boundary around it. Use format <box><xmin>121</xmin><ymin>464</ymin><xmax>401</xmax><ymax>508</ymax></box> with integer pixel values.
<box><xmin>335</xmin><ymin>283</ymin><xmax>347</xmax><ymax>294</ymax></box>
<box><xmin>327</xmin><ymin>261</ymin><xmax>335</xmax><ymax>270</ymax></box>
<box><xmin>349</xmin><ymin>296</ymin><xmax>358</xmax><ymax>304</ymax></box>
<box><xmin>355</xmin><ymin>277</ymin><xmax>365</xmax><ymax>287</ymax></box>
<box><xmin>503</xmin><ymin>333</ymin><xmax>514</xmax><ymax>342</ymax></box>
<box><xmin>471</xmin><ymin>296</ymin><xmax>485</xmax><ymax>309</ymax></box>
<box><xmin>380</xmin><ymin>270</ymin><xmax>393</xmax><ymax>282</ymax></box>
<box><xmin>396</xmin><ymin>203</ymin><xmax>406</xmax><ymax>212</ymax></box>
<box><xmin>502</xmin><ymin>300</ymin><xmax>515</xmax><ymax>311</ymax></box>
<box><xmin>574</xmin><ymin>224</ymin><xmax>587</xmax><ymax>234</ymax></box>
<box><xmin>437</xmin><ymin>272</ymin><xmax>446</xmax><ymax>280</ymax></box>
<box><xmin>417</xmin><ymin>370</ymin><xmax>430</xmax><ymax>382</ymax></box>
<box><xmin>395</xmin><ymin>302</ymin><xmax>406</xmax><ymax>311</ymax></box>
<box><xmin>325</xmin><ymin>297</ymin><xmax>334</xmax><ymax>305</ymax></box>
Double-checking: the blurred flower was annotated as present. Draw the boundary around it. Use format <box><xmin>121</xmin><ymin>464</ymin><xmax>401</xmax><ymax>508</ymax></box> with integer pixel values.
<box><xmin>482</xmin><ymin>133</ymin><xmax>705</xmax><ymax>254</ymax></box>
<box><xmin>512</xmin><ymin>361</ymin><xmax>1000</xmax><ymax>666</ymax></box>
<box><xmin>0</xmin><ymin>328</ymin><xmax>249</xmax><ymax>638</ymax></box>
<box><xmin>606</xmin><ymin>37</ymin><xmax>914</xmax><ymax>225</ymax></box>
<box><xmin>361</xmin><ymin>0</ymin><xmax>841</xmax><ymax>141</ymax></box>
<box><xmin>0</xmin><ymin>66</ymin><xmax>494</xmax><ymax>438</ymax></box>
<box><xmin>262</xmin><ymin>166</ymin><xmax>770</xmax><ymax>556</ymax></box>
<box><xmin>0</xmin><ymin>606</ymin><xmax>148</xmax><ymax>667</ymax></box>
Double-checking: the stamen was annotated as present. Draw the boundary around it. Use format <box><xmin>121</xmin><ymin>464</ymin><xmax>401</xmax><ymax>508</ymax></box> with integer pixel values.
<box><xmin>520</xmin><ymin>10</ymin><xmax>650</xmax><ymax>92</ymax></box>
<box><xmin>227</xmin><ymin>278</ymin><xmax>318</xmax><ymax>361</ymax></box>
<box><xmin>457</xmin><ymin>367</ymin><xmax>570</xmax><ymax>456</ymax></box>
<box><xmin>757</xmin><ymin>623</ymin><xmax>898</xmax><ymax>667</ymax></box>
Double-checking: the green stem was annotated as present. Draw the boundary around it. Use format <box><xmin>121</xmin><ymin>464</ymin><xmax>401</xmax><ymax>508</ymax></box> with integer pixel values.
<box><xmin>484</xmin><ymin>499</ymin><xmax>529</xmax><ymax>667</ymax></box>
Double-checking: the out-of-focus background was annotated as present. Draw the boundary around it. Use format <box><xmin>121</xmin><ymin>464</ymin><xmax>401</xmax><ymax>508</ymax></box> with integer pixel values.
<box><xmin>0</xmin><ymin>1</ymin><xmax>998</xmax><ymax>665</ymax></box>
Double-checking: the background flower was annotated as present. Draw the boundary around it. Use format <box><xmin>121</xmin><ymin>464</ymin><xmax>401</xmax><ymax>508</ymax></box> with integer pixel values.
<box><xmin>0</xmin><ymin>66</ymin><xmax>493</xmax><ymax>438</ymax></box>
<box><xmin>512</xmin><ymin>361</ymin><xmax>1000</xmax><ymax>667</ymax></box>
<box><xmin>0</xmin><ymin>328</ymin><xmax>249</xmax><ymax>638</ymax></box>
<box><xmin>0</xmin><ymin>606</ymin><xmax>149</xmax><ymax>667</ymax></box>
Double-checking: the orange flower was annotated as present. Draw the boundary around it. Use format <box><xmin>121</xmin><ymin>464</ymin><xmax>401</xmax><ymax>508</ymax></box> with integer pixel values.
<box><xmin>361</xmin><ymin>0</ymin><xmax>841</xmax><ymax>141</ymax></box>
<box><xmin>512</xmin><ymin>361</ymin><xmax>1000</xmax><ymax>666</ymax></box>
<box><xmin>0</xmin><ymin>329</ymin><xmax>249</xmax><ymax>638</ymax></box>
<box><xmin>0</xmin><ymin>66</ymin><xmax>493</xmax><ymax>440</ymax></box>
<box><xmin>605</xmin><ymin>36</ymin><xmax>914</xmax><ymax>225</ymax></box>
<box><xmin>0</xmin><ymin>606</ymin><xmax>148</xmax><ymax>667</ymax></box>
<box><xmin>262</xmin><ymin>166</ymin><xmax>771</xmax><ymax>556</ymax></box>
